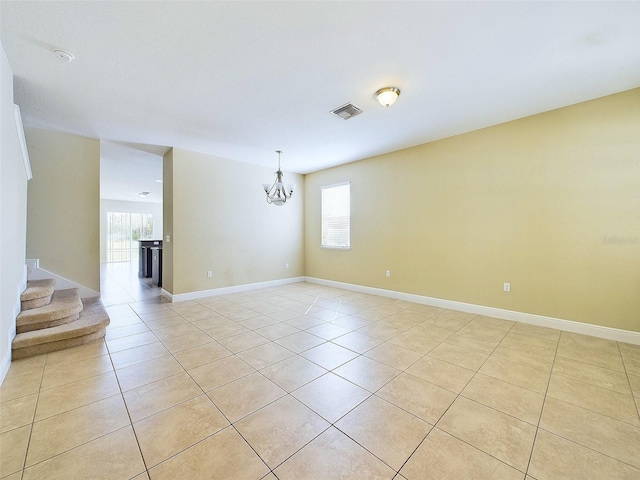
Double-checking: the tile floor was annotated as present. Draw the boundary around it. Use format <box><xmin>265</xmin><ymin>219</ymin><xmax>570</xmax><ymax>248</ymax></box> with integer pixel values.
<box><xmin>2</xmin><ymin>266</ymin><xmax>640</xmax><ymax>479</ymax></box>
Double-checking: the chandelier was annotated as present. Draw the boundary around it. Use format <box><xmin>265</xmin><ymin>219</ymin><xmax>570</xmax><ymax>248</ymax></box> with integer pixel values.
<box><xmin>262</xmin><ymin>150</ymin><xmax>294</xmax><ymax>206</ymax></box>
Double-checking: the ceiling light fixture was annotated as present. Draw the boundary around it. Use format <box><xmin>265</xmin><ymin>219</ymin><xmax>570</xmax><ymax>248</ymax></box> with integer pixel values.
<box><xmin>53</xmin><ymin>49</ymin><xmax>75</xmax><ymax>62</ymax></box>
<box><xmin>375</xmin><ymin>86</ymin><xmax>401</xmax><ymax>107</ymax></box>
<box><xmin>262</xmin><ymin>150</ymin><xmax>294</xmax><ymax>206</ymax></box>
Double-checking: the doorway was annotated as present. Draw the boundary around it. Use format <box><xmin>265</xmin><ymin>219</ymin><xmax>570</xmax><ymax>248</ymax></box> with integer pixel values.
<box><xmin>99</xmin><ymin>141</ymin><xmax>166</xmax><ymax>306</ymax></box>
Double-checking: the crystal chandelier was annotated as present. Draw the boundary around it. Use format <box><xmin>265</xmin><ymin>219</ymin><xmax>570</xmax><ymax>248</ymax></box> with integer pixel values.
<box><xmin>262</xmin><ymin>150</ymin><xmax>294</xmax><ymax>206</ymax></box>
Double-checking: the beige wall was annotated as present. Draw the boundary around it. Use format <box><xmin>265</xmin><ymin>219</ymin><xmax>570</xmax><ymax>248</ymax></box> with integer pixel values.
<box><xmin>0</xmin><ymin>41</ymin><xmax>29</xmax><ymax>379</ymax></box>
<box><xmin>165</xmin><ymin>147</ymin><xmax>304</xmax><ymax>295</ymax></box>
<box><xmin>305</xmin><ymin>89</ymin><xmax>640</xmax><ymax>332</ymax></box>
<box><xmin>25</xmin><ymin>127</ymin><xmax>100</xmax><ymax>292</ymax></box>
<box><xmin>162</xmin><ymin>149</ymin><xmax>174</xmax><ymax>292</ymax></box>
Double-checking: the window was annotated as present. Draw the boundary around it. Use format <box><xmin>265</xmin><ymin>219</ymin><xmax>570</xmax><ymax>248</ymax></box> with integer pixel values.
<box><xmin>106</xmin><ymin>212</ymin><xmax>153</xmax><ymax>262</ymax></box>
<box><xmin>321</xmin><ymin>182</ymin><xmax>350</xmax><ymax>249</ymax></box>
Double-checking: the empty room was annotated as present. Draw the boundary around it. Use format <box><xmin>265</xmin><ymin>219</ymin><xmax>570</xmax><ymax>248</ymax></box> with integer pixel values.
<box><xmin>1</xmin><ymin>2</ymin><xmax>638</xmax><ymax>479</ymax></box>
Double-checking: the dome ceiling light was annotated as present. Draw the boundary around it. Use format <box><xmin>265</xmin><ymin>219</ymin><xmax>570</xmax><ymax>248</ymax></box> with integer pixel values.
<box><xmin>375</xmin><ymin>86</ymin><xmax>401</xmax><ymax>107</ymax></box>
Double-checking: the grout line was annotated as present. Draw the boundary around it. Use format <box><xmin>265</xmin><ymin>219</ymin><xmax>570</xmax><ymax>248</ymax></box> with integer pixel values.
<box><xmin>15</xmin><ymin>352</ymin><xmax>48</xmax><ymax>477</ymax></box>
<box><xmin>617</xmin><ymin>342</ymin><xmax>640</xmax><ymax>426</ymax></box>
<box><xmin>105</xmin><ymin>338</ymin><xmax>150</xmax><ymax>476</ymax></box>
<box><xmin>524</xmin><ymin>333</ymin><xmax>561</xmax><ymax>477</ymax></box>
<box><xmin>21</xmin><ymin>266</ymin><xmax>637</xmax><ymax>477</ymax></box>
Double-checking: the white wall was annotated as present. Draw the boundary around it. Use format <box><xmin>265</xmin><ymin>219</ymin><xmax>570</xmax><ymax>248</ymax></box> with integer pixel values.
<box><xmin>0</xmin><ymin>41</ymin><xmax>29</xmax><ymax>383</ymax></box>
<box><xmin>100</xmin><ymin>199</ymin><xmax>163</xmax><ymax>263</ymax></box>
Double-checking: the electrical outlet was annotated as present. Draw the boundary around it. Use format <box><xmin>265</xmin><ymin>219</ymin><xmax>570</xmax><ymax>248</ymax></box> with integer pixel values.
<box><xmin>503</xmin><ymin>282</ymin><xmax>510</xmax><ymax>292</ymax></box>
<box><xmin>207</xmin><ymin>271</ymin><xmax>212</xmax><ymax>278</ymax></box>
<box><xmin>386</xmin><ymin>270</ymin><xmax>391</xmax><ymax>277</ymax></box>
<box><xmin>285</xmin><ymin>263</ymin><xmax>289</xmax><ymax>269</ymax></box>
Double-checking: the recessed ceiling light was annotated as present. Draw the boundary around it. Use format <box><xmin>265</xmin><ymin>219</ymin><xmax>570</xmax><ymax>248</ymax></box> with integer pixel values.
<box><xmin>155</xmin><ymin>179</ymin><xmax>163</xmax><ymax>183</ymax></box>
<box><xmin>139</xmin><ymin>192</ymin><xmax>150</xmax><ymax>197</ymax></box>
<box><xmin>53</xmin><ymin>49</ymin><xmax>75</xmax><ymax>62</ymax></box>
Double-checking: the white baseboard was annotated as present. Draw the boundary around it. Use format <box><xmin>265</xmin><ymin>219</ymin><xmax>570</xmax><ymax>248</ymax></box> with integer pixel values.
<box><xmin>15</xmin><ymin>264</ymin><xmax>27</xmax><ymax>318</ymax></box>
<box><xmin>28</xmin><ymin>267</ymin><xmax>99</xmax><ymax>299</ymax></box>
<box><xmin>1</xmin><ymin>321</ymin><xmax>17</xmax><ymax>384</ymax></box>
<box><xmin>0</xmin><ymin>346</ymin><xmax>11</xmax><ymax>385</ymax></box>
<box><xmin>163</xmin><ymin>276</ymin><xmax>306</xmax><ymax>303</ymax></box>
<box><xmin>1</xmin><ymin>266</ymin><xmax>26</xmax><ymax>385</ymax></box>
<box><xmin>305</xmin><ymin>277</ymin><xmax>640</xmax><ymax>346</ymax></box>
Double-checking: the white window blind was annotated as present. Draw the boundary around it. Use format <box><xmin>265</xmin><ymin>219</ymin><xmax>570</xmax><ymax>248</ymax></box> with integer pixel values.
<box><xmin>321</xmin><ymin>182</ymin><xmax>351</xmax><ymax>249</ymax></box>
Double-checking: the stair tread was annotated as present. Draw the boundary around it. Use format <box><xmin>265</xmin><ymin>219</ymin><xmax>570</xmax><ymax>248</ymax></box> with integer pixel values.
<box><xmin>13</xmin><ymin>297</ymin><xmax>110</xmax><ymax>349</ymax></box>
<box><xmin>17</xmin><ymin>288</ymin><xmax>82</xmax><ymax>325</ymax></box>
<box><xmin>20</xmin><ymin>279</ymin><xmax>56</xmax><ymax>301</ymax></box>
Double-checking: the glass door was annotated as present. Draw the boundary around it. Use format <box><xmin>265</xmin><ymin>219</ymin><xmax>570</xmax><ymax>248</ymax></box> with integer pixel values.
<box><xmin>106</xmin><ymin>212</ymin><xmax>153</xmax><ymax>262</ymax></box>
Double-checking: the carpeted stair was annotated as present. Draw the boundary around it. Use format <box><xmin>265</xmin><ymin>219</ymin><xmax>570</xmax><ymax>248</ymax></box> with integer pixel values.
<box><xmin>20</xmin><ymin>278</ymin><xmax>56</xmax><ymax>310</ymax></box>
<box><xmin>17</xmin><ymin>288</ymin><xmax>83</xmax><ymax>333</ymax></box>
<box><xmin>12</xmin><ymin>279</ymin><xmax>110</xmax><ymax>360</ymax></box>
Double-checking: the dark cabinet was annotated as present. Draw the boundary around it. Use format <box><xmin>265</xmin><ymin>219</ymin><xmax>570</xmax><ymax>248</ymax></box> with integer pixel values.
<box><xmin>139</xmin><ymin>240</ymin><xmax>162</xmax><ymax>279</ymax></box>
<box><xmin>151</xmin><ymin>247</ymin><xmax>162</xmax><ymax>287</ymax></box>
<box><xmin>142</xmin><ymin>246</ymin><xmax>153</xmax><ymax>277</ymax></box>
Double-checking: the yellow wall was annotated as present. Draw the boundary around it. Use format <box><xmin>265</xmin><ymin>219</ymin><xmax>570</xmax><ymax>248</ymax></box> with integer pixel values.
<box><xmin>166</xmin><ymin>148</ymin><xmax>304</xmax><ymax>295</ymax></box>
<box><xmin>25</xmin><ymin>127</ymin><xmax>101</xmax><ymax>292</ymax></box>
<box><xmin>305</xmin><ymin>89</ymin><xmax>640</xmax><ymax>332</ymax></box>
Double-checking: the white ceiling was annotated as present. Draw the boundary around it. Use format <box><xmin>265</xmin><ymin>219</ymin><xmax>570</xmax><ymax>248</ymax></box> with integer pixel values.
<box><xmin>100</xmin><ymin>141</ymin><xmax>164</xmax><ymax>204</ymax></box>
<box><xmin>1</xmin><ymin>1</ymin><xmax>639</xmax><ymax>178</ymax></box>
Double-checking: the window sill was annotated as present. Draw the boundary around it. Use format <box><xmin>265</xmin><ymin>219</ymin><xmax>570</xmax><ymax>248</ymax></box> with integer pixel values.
<box><xmin>321</xmin><ymin>245</ymin><xmax>351</xmax><ymax>250</ymax></box>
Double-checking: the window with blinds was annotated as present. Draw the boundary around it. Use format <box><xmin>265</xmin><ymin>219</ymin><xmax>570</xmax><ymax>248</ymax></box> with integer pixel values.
<box><xmin>321</xmin><ymin>182</ymin><xmax>351</xmax><ymax>249</ymax></box>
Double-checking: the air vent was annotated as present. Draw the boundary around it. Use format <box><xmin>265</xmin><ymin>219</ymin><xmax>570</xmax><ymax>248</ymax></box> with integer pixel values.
<box><xmin>330</xmin><ymin>102</ymin><xmax>363</xmax><ymax>120</ymax></box>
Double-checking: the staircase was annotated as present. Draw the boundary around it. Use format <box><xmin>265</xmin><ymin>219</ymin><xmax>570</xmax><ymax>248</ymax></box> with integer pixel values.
<box><xmin>12</xmin><ymin>279</ymin><xmax>110</xmax><ymax>360</ymax></box>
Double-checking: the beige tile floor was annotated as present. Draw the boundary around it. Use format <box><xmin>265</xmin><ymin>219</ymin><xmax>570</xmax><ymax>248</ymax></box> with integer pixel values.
<box><xmin>2</xmin><ymin>269</ymin><xmax>640</xmax><ymax>479</ymax></box>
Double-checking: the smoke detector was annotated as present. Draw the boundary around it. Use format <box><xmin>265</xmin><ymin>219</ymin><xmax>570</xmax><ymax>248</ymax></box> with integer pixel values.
<box><xmin>53</xmin><ymin>49</ymin><xmax>75</xmax><ymax>62</ymax></box>
<box><xmin>330</xmin><ymin>102</ymin><xmax>363</xmax><ymax>120</ymax></box>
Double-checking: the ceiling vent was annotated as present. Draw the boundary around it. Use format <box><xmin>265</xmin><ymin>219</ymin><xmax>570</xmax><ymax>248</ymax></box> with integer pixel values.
<box><xmin>330</xmin><ymin>103</ymin><xmax>363</xmax><ymax>120</ymax></box>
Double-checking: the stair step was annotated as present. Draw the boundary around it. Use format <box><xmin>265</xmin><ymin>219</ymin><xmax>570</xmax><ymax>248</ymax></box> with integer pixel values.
<box><xmin>12</xmin><ymin>297</ymin><xmax>110</xmax><ymax>360</ymax></box>
<box><xmin>16</xmin><ymin>288</ymin><xmax>83</xmax><ymax>333</ymax></box>
<box><xmin>21</xmin><ymin>279</ymin><xmax>56</xmax><ymax>310</ymax></box>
